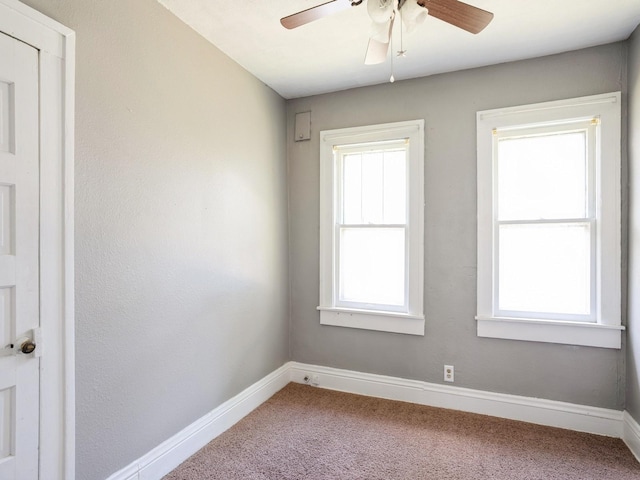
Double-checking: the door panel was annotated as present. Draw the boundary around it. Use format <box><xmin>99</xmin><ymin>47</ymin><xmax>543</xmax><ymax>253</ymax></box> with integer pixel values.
<box><xmin>0</xmin><ymin>31</ymin><xmax>39</xmax><ymax>480</ymax></box>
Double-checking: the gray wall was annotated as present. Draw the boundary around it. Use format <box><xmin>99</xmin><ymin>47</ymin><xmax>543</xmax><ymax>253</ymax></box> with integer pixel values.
<box><xmin>21</xmin><ymin>1</ymin><xmax>289</xmax><ymax>479</ymax></box>
<box><xmin>13</xmin><ymin>0</ymin><xmax>638</xmax><ymax>476</ymax></box>
<box><xmin>627</xmin><ymin>26</ymin><xmax>640</xmax><ymax>420</ymax></box>
<box><xmin>288</xmin><ymin>43</ymin><xmax>628</xmax><ymax>410</ymax></box>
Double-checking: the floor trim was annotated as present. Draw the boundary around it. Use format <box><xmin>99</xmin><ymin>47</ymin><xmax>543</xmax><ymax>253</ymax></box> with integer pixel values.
<box><xmin>623</xmin><ymin>411</ymin><xmax>640</xmax><ymax>462</ymax></box>
<box><xmin>107</xmin><ymin>361</ymin><xmax>635</xmax><ymax>479</ymax></box>
<box><xmin>105</xmin><ymin>363</ymin><xmax>291</xmax><ymax>480</ymax></box>
<box><xmin>289</xmin><ymin>362</ymin><xmax>624</xmax><ymax>438</ymax></box>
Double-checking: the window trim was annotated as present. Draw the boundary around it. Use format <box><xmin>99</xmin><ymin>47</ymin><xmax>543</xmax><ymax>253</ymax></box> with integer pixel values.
<box><xmin>319</xmin><ymin>120</ymin><xmax>425</xmax><ymax>335</ymax></box>
<box><xmin>476</xmin><ymin>92</ymin><xmax>623</xmax><ymax>349</ymax></box>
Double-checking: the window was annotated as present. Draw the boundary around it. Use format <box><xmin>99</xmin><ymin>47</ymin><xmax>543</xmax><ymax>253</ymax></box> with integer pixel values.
<box><xmin>319</xmin><ymin>120</ymin><xmax>424</xmax><ymax>335</ymax></box>
<box><xmin>476</xmin><ymin>93</ymin><xmax>623</xmax><ymax>349</ymax></box>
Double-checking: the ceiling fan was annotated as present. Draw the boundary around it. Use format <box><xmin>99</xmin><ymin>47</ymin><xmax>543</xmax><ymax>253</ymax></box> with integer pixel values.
<box><xmin>281</xmin><ymin>0</ymin><xmax>494</xmax><ymax>65</ymax></box>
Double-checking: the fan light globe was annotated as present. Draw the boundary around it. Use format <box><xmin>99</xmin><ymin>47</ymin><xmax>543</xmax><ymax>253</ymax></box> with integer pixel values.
<box><xmin>367</xmin><ymin>0</ymin><xmax>395</xmax><ymax>23</ymax></box>
<box><xmin>401</xmin><ymin>0</ymin><xmax>428</xmax><ymax>32</ymax></box>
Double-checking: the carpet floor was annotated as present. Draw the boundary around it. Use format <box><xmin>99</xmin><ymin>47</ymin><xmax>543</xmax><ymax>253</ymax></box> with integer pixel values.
<box><xmin>164</xmin><ymin>383</ymin><xmax>640</xmax><ymax>479</ymax></box>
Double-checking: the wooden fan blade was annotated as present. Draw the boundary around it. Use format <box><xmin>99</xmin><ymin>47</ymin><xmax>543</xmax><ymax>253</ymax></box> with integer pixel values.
<box><xmin>281</xmin><ymin>0</ymin><xmax>353</xmax><ymax>29</ymax></box>
<box><xmin>419</xmin><ymin>0</ymin><xmax>493</xmax><ymax>34</ymax></box>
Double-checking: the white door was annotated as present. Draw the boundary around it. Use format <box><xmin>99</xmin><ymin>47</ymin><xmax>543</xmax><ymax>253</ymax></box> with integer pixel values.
<box><xmin>0</xmin><ymin>31</ymin><xmax>40</xmax><ymax>480</ymax></box>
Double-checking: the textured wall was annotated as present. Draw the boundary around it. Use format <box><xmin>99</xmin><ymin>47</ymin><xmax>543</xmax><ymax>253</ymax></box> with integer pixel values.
<box><xmin>20</xmin><ymin>1</ymin><xmax>289</xmax><ymax>479</ymax></box>
<box><xmin>288</xmin><ymin>43</ymin><xmax>628</xmax><ymax>410</ymax></box>
<box><xmin>627</xmin><ymin>26</ymin><xmax>640</xmax><ymax>420</ymax></box>
<box><xmin>11</xmin><ymin>0</ymin><xmax>637</xmax><ymax>476</ymax></box>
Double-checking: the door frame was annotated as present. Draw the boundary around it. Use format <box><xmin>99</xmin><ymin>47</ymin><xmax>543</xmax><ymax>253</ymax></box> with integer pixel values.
<box><xmin>0</xmin><ymin>1</ymin><xmax>75</xmax><ymax>478</ymax></box>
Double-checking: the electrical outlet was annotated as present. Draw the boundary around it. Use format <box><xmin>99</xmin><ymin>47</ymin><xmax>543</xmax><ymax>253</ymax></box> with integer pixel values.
<box><xmin>311</xmin><ymin>374</ymin><xmax>320</xmax><ymax>386</ymax></box>
<box><xmin>444</xmin><ymin>365</ymin><xmax>454</xmax><ymax>383</ymax></box>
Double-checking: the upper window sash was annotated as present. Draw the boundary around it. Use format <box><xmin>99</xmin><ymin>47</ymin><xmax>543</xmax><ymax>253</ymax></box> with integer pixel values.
<box><xmin>493</xmin><ymin>120</ymin><xmax>597</xmax><ymax>222</ymax></box>
<box><xmin>335</xmin><ymin>140</ymin><xmax>409</xmax><ymax>227</ymax></box>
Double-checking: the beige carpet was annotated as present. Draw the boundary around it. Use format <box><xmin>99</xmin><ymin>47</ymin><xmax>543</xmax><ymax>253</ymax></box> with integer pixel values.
<box><xmin>164</xmin><ymin>383</ymin><xmax>640</xmax><ymax>479</ymax></box>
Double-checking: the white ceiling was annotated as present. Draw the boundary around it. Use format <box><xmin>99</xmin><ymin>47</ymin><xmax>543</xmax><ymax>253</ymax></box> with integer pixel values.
<box><xmin>158</xmin><ymin>0</ymin><xmax>640</xmax><ymax>99</ymax></box>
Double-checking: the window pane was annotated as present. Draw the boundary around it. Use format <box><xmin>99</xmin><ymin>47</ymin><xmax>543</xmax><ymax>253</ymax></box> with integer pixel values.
<box><xmin>498</xmin><ymin>223</ymin><xmax>591</xmax><ymax>315</ymax></box>
<box><xmin>342</xmin><ymin>150</ymin><xmax>406</xmax><ymax>224</ymax></box>
<box><xmin>382</xmin><ymin>150</ymin><xmax>406</xmax><ymax>224</ymax></box>
<box><xmin>339</xmin><ymin>227</ymin><xmax>405</xmax><ymax>306</ymax></box>
<box><xmin>498</xmin><ymin>132</ymin><xmax>587</xmax><ymax>221</ymax></box>
<box><xmin>361</xmin><ymin>152</ymin><xmax>384</xmax><ymax>224</ymax></box>
<box><xmin>342</xmin><ymin>153</ymin><xmax>363</xmax><ymax>224</ymax></box>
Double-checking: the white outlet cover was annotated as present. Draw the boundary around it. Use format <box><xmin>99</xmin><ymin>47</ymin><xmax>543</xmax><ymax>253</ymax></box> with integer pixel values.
<box><xmin>444</xmin><ymin>365</ymin><xmax>454</xmax><ymax>382</ymax></box>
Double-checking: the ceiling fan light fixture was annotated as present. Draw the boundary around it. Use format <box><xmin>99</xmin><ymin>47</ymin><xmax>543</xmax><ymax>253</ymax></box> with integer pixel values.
<box><xmin>281</xmin><ymin>0</ymin><xmax>493</xmax><ymax>34</ymax></box>
<box><xmin>281</xmin><ymin>0</ymin><xmax>495</xmax><ymax>72</ymax></box>
<box><xmin>400</xmin><ymin>0</ymin><xmax>428</xmax><ymax>32</ymax></box>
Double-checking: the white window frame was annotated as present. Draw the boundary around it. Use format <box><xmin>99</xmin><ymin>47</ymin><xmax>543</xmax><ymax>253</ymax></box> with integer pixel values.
<box><xmin>318</xmin><ymin>120</ymin><xmax>425</xmax><ymax>335</ymax></box>
<box><xmin>476</xmin><ymin>92</ymin><xmax>624</xmax><ymax>349</ymax></box>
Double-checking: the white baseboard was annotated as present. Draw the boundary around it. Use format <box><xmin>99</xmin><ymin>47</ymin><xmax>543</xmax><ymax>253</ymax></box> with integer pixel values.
<box><xmin>623</xmin><ymin>411</ymin><xmax>640</xmax><ymax>462</ymax></box>
<box><xmin>105</xmin><ymin>363</ymin><xmax>292</xmax><ymax>480</ymax></box>
<box><xmin>107</xmin><ymin>361</ymin><xmax>635</xmax><ymax>479</ymax></box>
<box><xmin>289</xmin><ymin>362</ymin><xmax>624</xmax><ymax>438</ymax></box>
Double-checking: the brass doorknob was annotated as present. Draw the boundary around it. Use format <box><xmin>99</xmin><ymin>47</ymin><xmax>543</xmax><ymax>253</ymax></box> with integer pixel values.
<box><xmin>20</xmin><ymin>339</ymin><xmax>36</xmax><ymax>355</ymax></box>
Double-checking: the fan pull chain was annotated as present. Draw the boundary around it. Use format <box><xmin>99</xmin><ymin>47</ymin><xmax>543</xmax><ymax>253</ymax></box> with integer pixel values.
<box><xmin>398</xmin><ymin>5</ymin><xmax>406</xmax><ymax>57</ymax></box>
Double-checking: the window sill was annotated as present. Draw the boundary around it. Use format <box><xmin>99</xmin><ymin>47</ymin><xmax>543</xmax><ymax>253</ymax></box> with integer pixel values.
<box><xmin>318</xmin><ymin>307</ymin><xmax>425</xmax><ymax>336</ymax></box>
<box><xmin>476</xmin><ymin>316</ymin><xmax>624</xmax><ymax>349</ymax></box>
